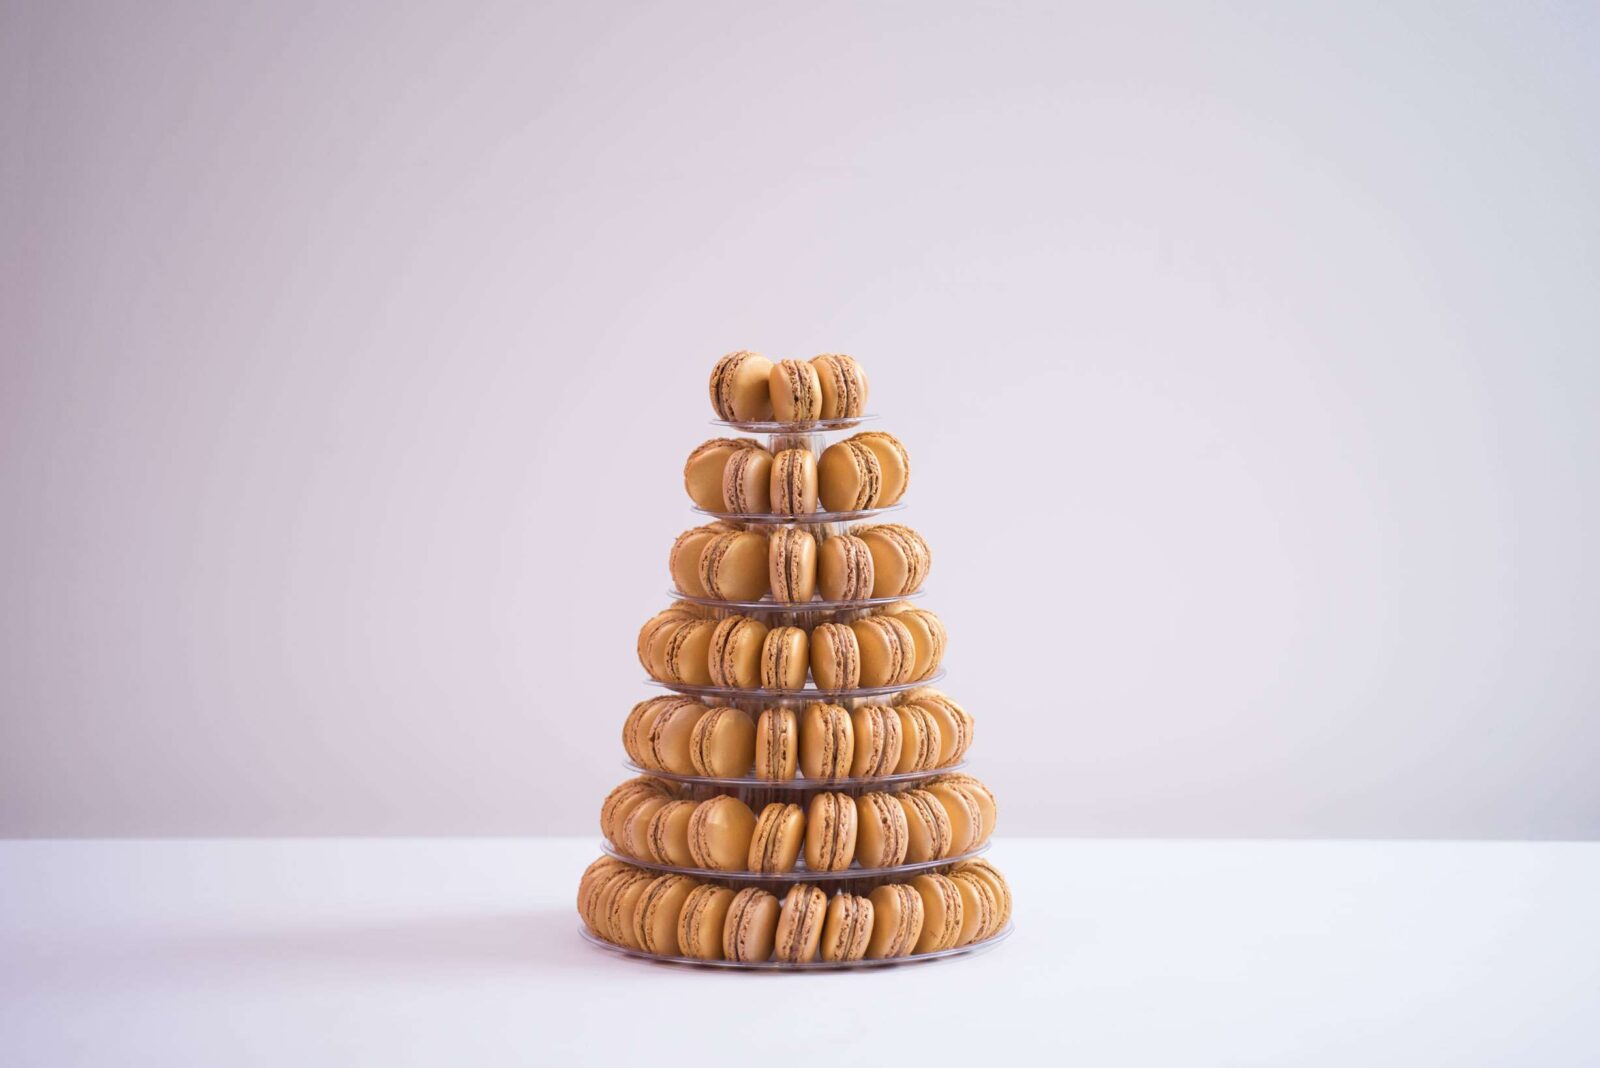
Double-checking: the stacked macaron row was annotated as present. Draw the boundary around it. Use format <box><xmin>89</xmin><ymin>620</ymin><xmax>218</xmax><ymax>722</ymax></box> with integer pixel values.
<box><xmin>622</xmin><ymin>692</ymin><xmax>974</xmax><ymax>781</ymax></box>
<box><xmin>672</xmin><ymin>522</ymin><xmax>931</xmax><ymax>604</ymax></box>
<box><xmin>579</xmin><ymin>855</ymin><xmax>1012</xmax><ymax>963</ymax></box>
<box><xmin>637</xmin><ymin>604</ymin><xmax>947</xmax><ymax>692</ymax></box>
<box><xmin>710</xmin><ymin>352</ymin><xmax>870</xmax><ymax>426</ymax></box>
<box><xmin>684</xmin><ymin>432</ymin><xmax>911</xmax><ymax>517</ymax></box>
<box><xmin>601</xmin><ymin>773</ymin><xmax>996</xmax><ymax>874</ymax></box>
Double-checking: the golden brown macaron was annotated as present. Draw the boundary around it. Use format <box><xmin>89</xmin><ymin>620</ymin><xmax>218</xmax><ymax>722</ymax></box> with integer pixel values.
<box><xmin>911</xmin><ymin>873</ymin><xmax>965</xmax><ymax>953</ymax></box>
<box><xmin>816</xmin><ymin>438</ymin><xmax>882</xmax><ymax>512</ymax></box>
<box><xmin>901</xmin><ymin>689</ymin><xmax>971</xmax><ymax>766</ymax></box>
<box><xmin>668</xmin><ymin>523</ymin><xmax>733</xmax><ymax>597</ymax></box>
<box><xmin>849</xmin><ymin>431</ymin><xmax>910</xmax><ymax>506</ymax></box>
<box><xmin>768</xmin><ymin>526</ymin><xmax>818</xmax><ymax>604</ymax></box>
<box><xmin>677</xmin><ymin>883</ymin><xmax>735</xmax><ymax>960</ymax></box>
<box><xmin>809</xmin><ymin>622</ymin><xmax>861</xmax><ymax>691</ymax></box>
<box><xmin>760</xmin><ymin>626</ymin><xmax>809</xmax><ymax>690</ymax></box>
<box><xmin>898</xmin><ymin>788</ymin><xmax>954</xmax><ymax>862</ymax></box>
<box><xmin>774</xmin><ymin>884</ymin><xmax>828</xmax><ymax>963</ymax></box>
<box><xmin>769</xmin><ymin>359</ymin><xmax>823</xmax><ymax>423</ymax></box>
<box><xmin>688</xmin><ymin>706</ymin><xmax>755</xmax><ymax>777</ymax></box>
<box><xmin>633</xmin><ymin>874</ymin><xmax>698</xmax><ymax>956</ymax></box>
<box><xmin>707</xmin><ymin>615</ymin><xmax>770</xmax><ymax>689</ymax></box>
<box><xmin>798</xmin><ymin>702</ymin><xmax>854</xmax><ymax>779</ymax></box>
<box><xmin>949</xmin><ymin>868</ymin><xmax>998</xmax><ymax>945</ymax></box>
<box><xmin>576</xmin><ymin>856</ymin><xmax>629</xmax><ymax>932</ymax></box>
<box><xmin>723</xmin><ymin>887</ymin><xmax>780</xmax><ymax>963</ymax></box>
<box><xmin>754</xmin><ymin>706</ymin><xmax>798</xmax><ymax>780</ymax></box>
<box><xmin>804</xmin><ymin>791</ymin><xmax>858</xmax><ymax>873</ymax></box>
<box><xmin>854</xmin><ymin>791</ymin><xmax>909</xmax><ymax>869</ymax></box>
<box><xmin>850</xmin><ymin>615</ymin><xmax>917</xmax><ymax>688</ymax></box>
<box><xmin>849</xmin><ymin>704</ymin><xmax>904</xmax><ymax>778</ymax></box>
<box><xmin>953</xmin><ymin>859</ymin><xmax>1013</xmax><ymax>931</ymax></box>
<box><xmin>621</xmin><ymin>697</ymin><xmax>662</xmax><ymax>767</ymax></box>
<box><xmin>891</xmin><ymin>701</ymin><xmax>942</xmax><ymax>773</ymax></box>
<box><xmin>684</xmin><ymin>439</ymin><xmax>759</xmax><ymax>512</ymax></box>
<box><xmin>709</xmin><ymin>351</ymin><xmax>774</xmax><ymax>422</ymax></box>
<box><xmin>817</xmin><ymin>534</ymin><xmax>874</xmax><ymax>601</ymax></box>
<box><xmin>645</xmin><ymin>699</ymin><xmax>708</xmax><ymax>775</ymax></box>
<box><xmin>618</xmin><ymin>792</ymin><xmax>672</xmax><ymax>858</ymax></box>
<box><xmin>933</xmin><ymin>773</ymin><xmax>998</xmax><ymax>842</ymax></box>
<box><xmin>585</xmin><ymin>861</ymin><xmax>643</xmax><ymax>939</ymax></box>
<box><xmin>599</xmin><ymin>777</ymin><xmax>672</xmax><ymax>844</ymax></box>
<box><xmin>637</xmin><ymin>608</ymin><xmax>695</xmax><ymax>675</ymax></box>
<box><xmin>748</xmin><ymin>802</ymin><xmax>805</xmax><ymax>873</ymax></box>
<box><xmin>699</xmin><ymin>530</ymin><xmax>770</xmax><ymax>602</ymax></box>
<box><xmin>819</xmin><ymin>892</ymin><xmax>874</xmax><ymax>962</ymax></box>
<box><xmin>645</xmin><ymin>799</ymin><xmax>699</xmax><ymax>867</ymax></box>
<box><xmin>597</xmin><ymin>867</ymin><xmax>656</xmax><ymax>946</ymax></box>
<box><xmin>686</xmin><ymin>795</ymin><xmax>757</xmax><ymax>871</ymax></box>
<box><xmin>865</xmin><ymin>883</ymin><xmax>924</xmax><ymax>959</ymax></box>
<box><xmin>721</xmin><ymin>445</ymin><xmax>774</xmax><ymax>514</ymax></box>
<box><xmin>810</xmin><ymin>354</ymin><xmax>869</xmax><ymax>420</ymax></box>
<box><xmin>882</xmin><ymin>604</ymin><xmax>942</xmax><ymax>680</ymax></box>
<box><xmin>927</xmin><ymin>780</ymin><xmax>984</xmax><ymax>856</ymax></box>
<box><xmin>770</xmin><ymin>447</ymin><xmax>818</xmax><ymax>516</ymax></box>
<box><xmin>855</xmin><ymin>524</ymin><xmax>930</xmax><ymax>598</ymax></box>
<box><xmin>660</xmin><ymin>619</ymin><xmax>717</xmax><ymax>686</ymax></box>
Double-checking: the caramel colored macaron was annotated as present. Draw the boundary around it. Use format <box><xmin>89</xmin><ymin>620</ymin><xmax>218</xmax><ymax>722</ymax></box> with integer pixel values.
<box><xmin>621</xmin><ymin>696</ymin><xmax>663</xmax><ymax>767</ymax></box>
<box><xmin>898</xmin><ymin>788</ymin><xmax>954</xmax><ymax>863</ymax></box>
<box><xmin>686</xmin><ymin>795</ymin><xmax>757</xmax><ymax>871</ymax></box>
<box><xmin>820</xmin><ymin>892</ymin><xmax>874</xmax><ymax>962</ymax></box>
<box><xmin>817</xmin><ymin>534</ymin><xmax>874</xmax><ymax>601</ymax></box>
<box><xmin>809</xmin><ymin>622</ymin><xmax>861</xmax><ymax>690</ymax></box>
<box><xmin>817</xmin><ymin>438</ymin><xmax>882</xmax><ymax>512</ymax></box>
<box><xmin>633</xmin><ymin>874</ymin><xmax>698</xmax><ymax>956</ymax></box>
<box><xmin>597</xmin><ymin>867</ymin><xmax>656</xmax><ymax>946</ymax></box>
<box><xmin>723</xmin><ymin>887</ymin><xmax>780</xmax><ymax>963</ymax></box>
<box><xmin>618</xmin><ymin>792</ymin><xmax>672</xmax><ymax>858</ymax></box>
<box><xmin>901</xmin><ymin>689</ymin><xmax>972</xmax><ymax>766</ymax></box>
<box><xmin>689</xmin><ymin>706</ymin><xmax>755</xmax><ymax>778</ymax></box>
<box><xmin>669</xmin><ymin>523</ymin><xmax>732</xmax><ymax>598</ymax></box>
<box><xmin>883</xmin><ymin>603</ymin><xmax>945</xmax><ymax>680</ymax></box>
<box><xmin>770</xmin><ymin>447</ymin><xmax>818</xmax><ymax>516</ymax></box>
<box><xmin>677</xmin><ymin>883</ymin><xmax>735</xmax><ymax>960</ymax></box>
<box><xmin>721</xmin><ymin>445</ymin><xmax>774</xmax><ymax>514</ymax></box>
<box><xmin>865</xmin><ymin>883</ymin><xmax>924</xmax><ymax>959</ymax></box>
<box><xmin>911</xmin><ymin>873</ymin><xmax>965</xmax><ymax>953</ymax></box>
<box><xmin>699</xmin><ymin>530</ymin><xmax>770</xmax><ymax>602</ymax></box>
<box><xmin>856</xmin><ymin>524</ymin><xmax>930</xmax><ymax>598</ymax></box>
<box><xmin>637</xmin><ymin>608</ymin><xmax>694</xmax><ymax>675</ymax></box>
<box><xmin>760</xmin><ymin>626</ymin><xmax>809</xmax><ymax>690</ymax></box>
<box><xmin>849</xmin><ymin>703</ymin><xmax>904</xmax><ymax>777</ymax></box>
<box><xmin>854</xmin><ymin>791</ymin><xmax>909</xmax><ymax>869</ymax></box>
<box><xmin>684</xmin><ymin>439</ymin><xmax>758</xmax><ymax>512</ymax></box>
<box><xmin>754</xmin><ymin>706</ymin><xmax>798</xmax><ymax>780</ymax></box>
<box><xmin>891</xmin><ymin>702</ymin><xmax>942</xmax><ymax>773</ymax></box>
<box><xmin>600</xmin><ymin>777</ymin><xmax>671</xmax><ymax>844</ymax></box>
<box><xmin>768</xmin><ymin>526</ymin><xmax>818</xmax><ymax>604</ymax></box>
<box><xmin>804</xmin><ymin>791</ymin><xmax>858</xmax><ymax>873</ymax></box>
<box><xmin>577</xmin><ymin>856</ymin><xmax>629</xmax><ymax>933</ymax></box>
<box><xmin>850</xmin><ymin>614</ymin><xmax>917</xmax><ymax>688</ymax></box>
<box><xmin>927</xmin><ymin>780</ymin><xmax>984</xmax><ymax>856</ymax></box>
<box><xmin>646</xmin><ymin>799</ymin><xmax>699</xmax><ymax>867</ymax></box>
<box><xmin>810</xmin><ymin>354</ymin><xmax>869</xmax><ymax>420</ymax></box>
<box><xmin>799</xmin><ymin>702</ymin><xmax>854</xmax><ymax>779</ymax></box>
<box><xmin>774</xmin><ymin>884</ymin><xmax>828</xmax><ymax>963</ymax></box>
<box><xmin>709</xmin><ymin>351</ymin><xmax>774</xmax><ymax>422</ymax></box>
<box><xmin>748</xmin><ymin>802</ymin><xmax>805</xmax><ymax>873</ymax></box>
<box><xmin>953</xmin><ymin>859</ymin><xmax>1013</xmax><ymax>931</ymax></box>
<box><xmin>769</xmin><ymin>359</ymin><xmax>823</xmax><ymax>423</ymax></box>
<box><xmin>708</xmin><ymin>615</ymin><xmax>770</xmax><ymax>689</ymax></box>
<box><xmin>849</xmin><ymin>431</ymin><xmax>910</xmax><ymax>506</ymax></box>
<box><xmin>949</xmin><ymin>869</ymin><xmax>998</xmax><ymax>945</ymax></box>
<box><xmin>934</xmin><ymin>773</ymin><xmax>998</xmax><ymax>842</ymax></box>
<box><xmin>645</xmin><ymin>699</ymin><xmax>708</xmax><ymax>775</ymax></box>
<box><xmin>661</xmin><ymin>618</ymin><xmax>717</xmax><ymax>686</ymax></box>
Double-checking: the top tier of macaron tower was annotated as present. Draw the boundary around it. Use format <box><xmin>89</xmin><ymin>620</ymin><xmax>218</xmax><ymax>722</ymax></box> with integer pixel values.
<box><xmin>575</xmin><ymin>353</ymin><xmax>1013</xmax><ymax>969</ymax></box>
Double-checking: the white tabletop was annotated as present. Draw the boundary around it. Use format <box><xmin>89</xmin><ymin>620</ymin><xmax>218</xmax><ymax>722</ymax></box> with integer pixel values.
<box><xmin>2</xmin><ymin>837</ymin><xmax>1596</xmax><ymax>1067</ymax></box>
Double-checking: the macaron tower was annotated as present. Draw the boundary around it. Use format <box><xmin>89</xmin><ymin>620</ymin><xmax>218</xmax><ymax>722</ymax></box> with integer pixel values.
<box><xmin>577</xmin><ymin>352</ymin><xmax>1013</xmax><ymax>969</ymax></box>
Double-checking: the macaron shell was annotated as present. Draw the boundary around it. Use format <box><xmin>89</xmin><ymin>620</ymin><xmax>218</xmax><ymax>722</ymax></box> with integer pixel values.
<box><xmin>577</xmin><ymin>857</ymin><xmax>628</xmax><ymax>931</ymax></box>
<box><xmin>865</xmin><ymin>883</ymin><xmax>923</xmax><ymax>959</ymax></box>
<box><xmin>677</xmin><ymin>883</ymin><xmax>734</xmax><ymax>960</ymax></box>
<box><xmin>646</xmin><ymin>800</ymin><xmax>699</xmax><ymax>867</ymax></box>
<box><xmin>857</xmin><ymin>525</ymin><xmax>925</xmax><ymax>598</ymax></box>
<box><xmin>754</xmin><ymin>706</ymin><xmax>798</xmax><ymax>780</ymax></box>
<box><xmin>886</xmin><ymin>605</ymin><xmax>938</xmax><ymax>679</ymax></box>
<box><xmin>684</xmin><ymin>439</ymin><xmax>756</xmax><ymax>511</ymax></box>
<box><xmin>723</xmin><ymin>887</ymin><xmax>780</xmax><ymax>962</ymax></box>
<box><xmin>686</xmin><ymin>795</ymin><xmax>757</xmax><ymax>871</ymax></box>
<box><xmin>760</xmin><ymin>626</ymin><xmax>809</xmax><ymax>690</ymax></box>
<box><xmin>748</xmin><ymin>802</ymin><xmax>805</xmax><ymax>873</ymax></box>
<box><xmin>721</xmin><ymin>447</ymin><xmax>774</xmax><ymax>514</ymax></box>
<box><xmin>709</xmin><ymin>352</ymin><xmax>774</xmax><ymax>422</ymax></box>
<box><xmin>850</xmin><ymin>432</ymin><xmax>909</xmax><ymax>505</ymax></box>
<box><xmin>769</xmin><ymin>448</ymin><xmax>819</xmax><ymax>516</ymax></box>
<box><xmin>646</xmin><ymin>699</ymin><xmax>707</xmax><ymax>774</ymax></box>
<box><xmin>854</xmin><ymin>791</ymin><xmax>908</xmax><ymax>868</ymax></box>
<box><xmin>769</xmin><ymin>359</ymin><xmax>823</xmax><ymax>422</ymax></box>
<box><xmin>817</xmin><ymin>534</ymin><xmax>874</xmax><ymax>601</ymax></box>
<box><xmin>809</xmin><ymin>623</ymin><xmax>861</xmax><ymax>690</ymax></box>
<box><xmin>607</xmin><ymin>871</ymin><xmax>656</xmax><ymax>948</ymax></box>
<box><xmin>708</xmin><ymin>616</ymin><xmax>770</xmax><ymax>689</ymax></box>
<box><xmin>798</xmin><ymin>702</ymin><xmax>854</xmax><ymax>779</ymax></box>
<box><xmin>911</xmin><ymin>873</ymin><xmax>964</xmax><ymax>953</ymax></box>
<box><xmin>950</xmin><ymin>870</ymin><xmax>997</xmax><ymax>945</ymax></box>
<box><xmin>774</xmin><ymin>884</ymin><xmax>828</xmax><ymax>963</ymax></box>
<box><xmin>816</xmin><ymin>439</ymin><xmax>881</xmax><ymax>512</ymax></box>
<box><xmin>936</xmin><ymin>773</ymin><xmax>998</xmax><ymax>841</ymax></box>
<box><xmin>600</xmin><ymin>779</ymin><xmax>668</xmax><ymax>843</ymax></box>
<box><xmin>928</xmin><ymin>781</ymin><xmax>983</xmax><ymax>856</ymax></box>
<box><xmin>907</xmin><ymin>693</ymin><xmax>967</xmax><ymax>767</ymax></box>
<box><xmin>820</xmin><ymin>892</ymin><xmax>874</xmax><ymax>962</ymax></box>
<box><xmin>809</xmin><ymin>353</ymin><xmax>868</xmax><ymax>420</ymax></box>
<box><xmin>689</xmin><ymin>706</ymin><xmax>756</xmax><ymax>777</ymax></box>
<box><xmin>621</xmin><ymin>698</ymin><xmax>662</xmax><ymax>767</ymax></box>
<box><xmin>891</xmin><ymin>702</ymin><xmax>939</xmax><ymax>772</ymax></box>
<box><xmin>634</xmin><ymin>874</ymin><xmax>697</xmax><ymax>955</ymax></box>
<box><xmin>669</xmin><ymin>527</ymin><xmax>719</xmax><ymax>597</ymax></box>
<box><xmin>848</xmin><ymin>703</ymin><xmax>904</xmax><ymax>778</ymax></box>
<box><xmin>954</xmin><ymin>859</ymin><xmax>1013</xmax><ymax>930</ymax></box>
<box><xmin>850</xmin><ymin>615</ymin><xmax>916</xmax><ymax>687</ymax></box>
<box><xmin>768</xmin><ymin>527</ymin><xmax>818</xmax><ymax>603</ymax></box>
<box><xmin>618</xmin><ymin>794</ymin><xmax>670</xmax><ymax>858</ymax></box>
<box><xmin>898</xmin><ymin>788</ymin><xmax>953</xmax><ymax>864</ymax></box>
<box><xmin>638</xmin><ymin>612</ymin><xmax>688</xmax><ymax>676</ymax></box>
<box><xmin>803</xmin><ymin>791</ymin><xmax>859</xmax><ymax>872</ymax></box>
<box><xmin>662</xmin><ymin>619</ymin><xmax>716</xmax><ymax>686</ymax></box>
<box><xmin>700</xmin><ymin>531</ymin><xmax>771</xmax><ymax>602</ymax></box>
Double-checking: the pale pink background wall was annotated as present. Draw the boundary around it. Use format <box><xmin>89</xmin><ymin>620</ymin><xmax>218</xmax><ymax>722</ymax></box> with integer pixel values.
<box><xmin>3</xmin><ymin>1</ymin><xmax>1597</xmax><ymax>837</ymax></box>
